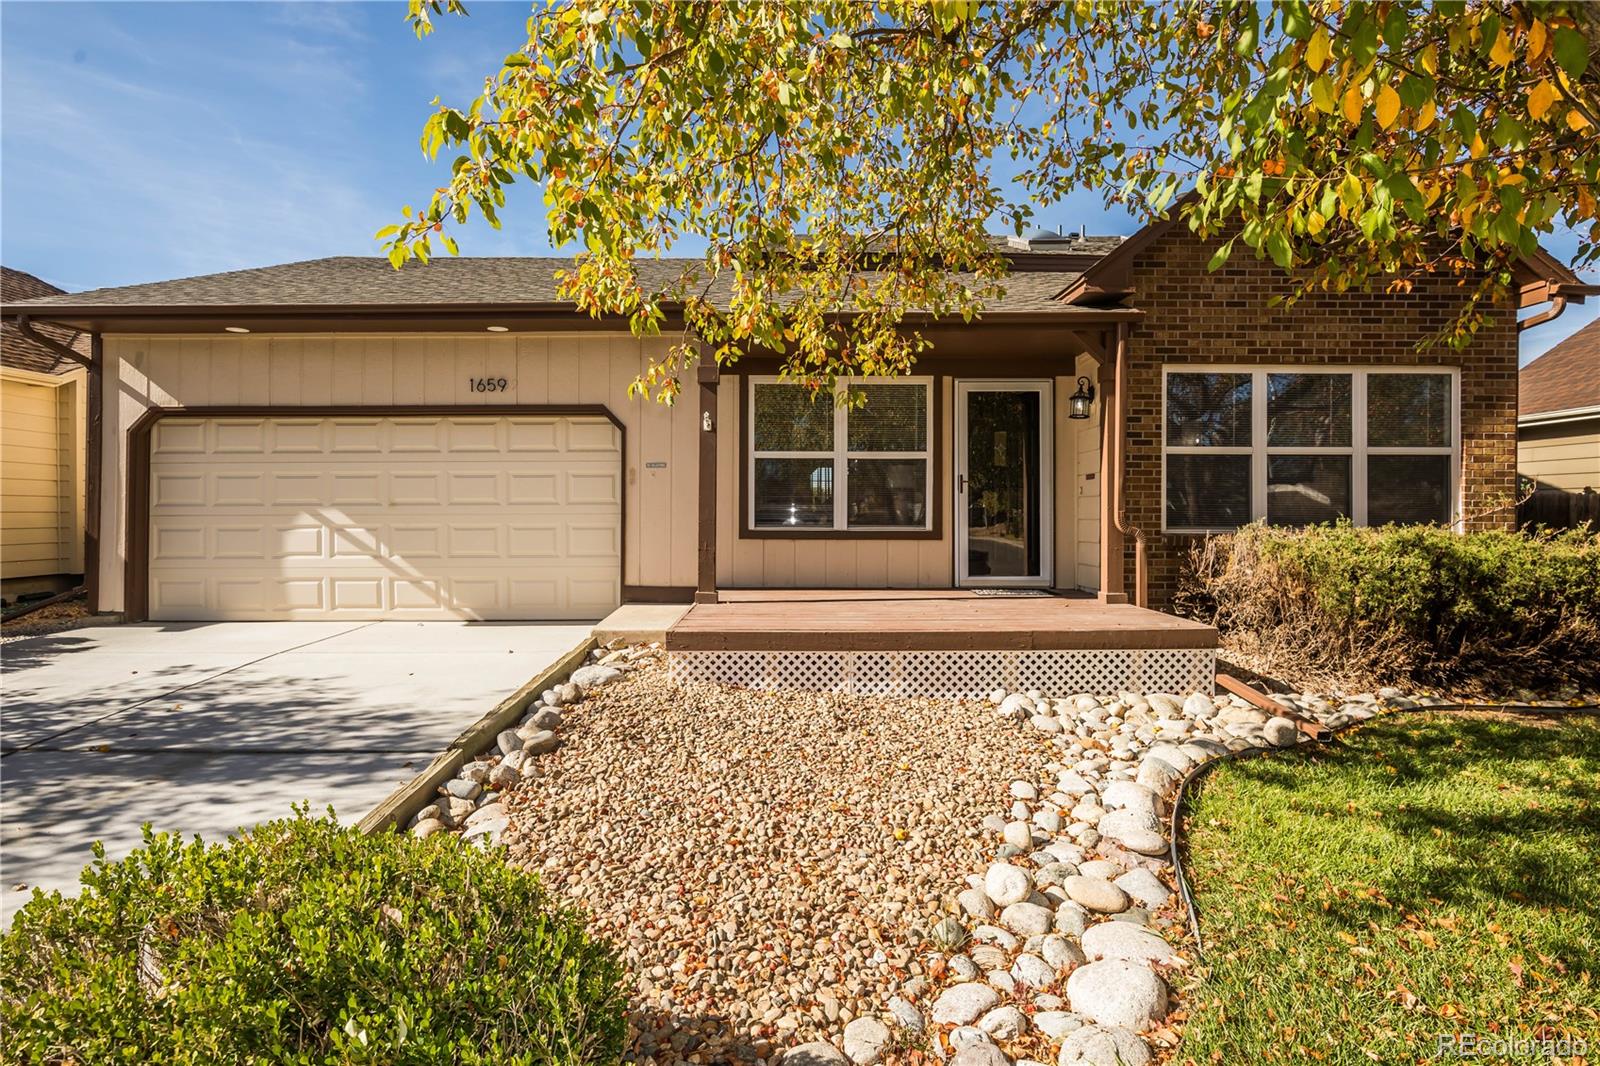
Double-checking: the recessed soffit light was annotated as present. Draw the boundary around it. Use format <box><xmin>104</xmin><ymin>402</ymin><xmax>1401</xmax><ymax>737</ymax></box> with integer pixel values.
<box><xmin>224</xmin><ymin>326</ymin><xmax>251</xmax><ymax>334</ymax></box>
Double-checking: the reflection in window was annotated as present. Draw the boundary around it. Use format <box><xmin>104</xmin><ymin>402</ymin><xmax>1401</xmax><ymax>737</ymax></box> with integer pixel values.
<box><xmin>1166</xmin><ymin>373</ymin><xmax>1253</xmax><ymax>447</ymax></box>
<box><xmin>750</xmin><ymin>378</ymin><xmax>932</xmax><ymax>530</ymax></box>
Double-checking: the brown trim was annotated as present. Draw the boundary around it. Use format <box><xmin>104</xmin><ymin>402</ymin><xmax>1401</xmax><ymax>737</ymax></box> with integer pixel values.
<box><xmin>666</xmin><ymin>628</ymin><xmax>1216</xmax><ymax>652</ymax></box>
<box><xmin>2</xmin><ymin>306</ymin><xmax>1144</xmax><ymax>336</ymax></box>
<box><xmin>85</xmin><ymin>334</ymin><xmax>102</xmax><ymax>613</ymax></box>
<box><xmin>623</xmin><ymin>584</ymin><xmax>696</xmax><ymax>604</ymax></box>
<box><xmin>123</xmin><ymin>404</ymin><xmax>626</xmax><ymax>623</ymax></box>
<box><xmin>696</xmin><ymin>361</ymin><xmax>720</xmax><ymax>603</ymax></box>
<box><xmin>736</xmin><ymin>373</ymin><xmax>946</xmax><ymax>542</ymax></box>
<box><xmin>730</xmin><ymin>352</ymin><xmax>1105</xmax><ymax>376</ymax></box>
<box><xmin>665</xmin><ymin>597</ymin><xmax>1216</xmax><ymax>652</ymax></box>
<box><xmin>1097</xmin><ymin>327</ymin><xmax>1128</xmax><ymax>604</ymax></box>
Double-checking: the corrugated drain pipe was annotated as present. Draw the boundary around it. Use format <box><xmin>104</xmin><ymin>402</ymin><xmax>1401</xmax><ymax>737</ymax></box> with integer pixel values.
<box><xmin>1108</xmin><ymin>322</ymin><xmax>1149</xmax><ymax>607</ymax></box>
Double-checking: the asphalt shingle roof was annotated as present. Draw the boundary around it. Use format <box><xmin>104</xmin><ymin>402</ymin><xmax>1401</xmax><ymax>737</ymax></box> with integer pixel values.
<box><xmin>1521</xmin><ymin>319</ymin><xmax>1600</xmax><ymax>416</ymax></box>
<box><xmin>2</xmin><ymin>252</ymin><xmax>1111</xmax><ymax>317</ymax></box>
<box><xmin>1</xmin><ymin>267</ymin><xmax>88</xmax><ymax>375</ymax></box>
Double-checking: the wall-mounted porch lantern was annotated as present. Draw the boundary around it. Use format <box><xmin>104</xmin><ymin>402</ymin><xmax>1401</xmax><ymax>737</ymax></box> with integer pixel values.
<box><xmin>1068</xmin><ymin>376</ymin><xmax>1096</xmax><ymax>419</ymax></box>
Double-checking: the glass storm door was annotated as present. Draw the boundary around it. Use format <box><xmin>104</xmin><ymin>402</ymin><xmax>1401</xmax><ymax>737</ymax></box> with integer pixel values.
<box><xmin>955</xmin><ymin>380</ymin><xmax>1054</xmax><ymax>586</ymax></box>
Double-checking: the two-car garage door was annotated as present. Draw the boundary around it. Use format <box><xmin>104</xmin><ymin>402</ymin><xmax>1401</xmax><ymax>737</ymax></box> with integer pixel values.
<box><xmin>146</xmin><ymin>414</ymin><xmax>621</xmax><ymax>621</ymax></box>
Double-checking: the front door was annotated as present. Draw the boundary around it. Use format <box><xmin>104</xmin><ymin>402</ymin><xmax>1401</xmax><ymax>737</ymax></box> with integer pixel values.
<box><xmin>955</xmin><ymin>380</ymin><xmax>1054</xmax><ymax>587</ymax></box>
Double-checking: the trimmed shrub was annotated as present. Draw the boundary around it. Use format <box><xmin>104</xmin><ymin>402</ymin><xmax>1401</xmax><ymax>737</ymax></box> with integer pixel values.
<box><xmin>0</xmin><ymin>811</ymin><xmax>625</xmax><ymax>1065</ymax></box>
<box><xmin>1176</xmin><ymin>522</ymin><xmax>1600</xmax><ymax>690</ymax></box>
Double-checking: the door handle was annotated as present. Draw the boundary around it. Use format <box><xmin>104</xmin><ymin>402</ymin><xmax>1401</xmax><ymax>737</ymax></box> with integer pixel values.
<box><xmin>958</xmin><ymin>474</ymin><xmax>967</xmax><ymax>493</ymax></box>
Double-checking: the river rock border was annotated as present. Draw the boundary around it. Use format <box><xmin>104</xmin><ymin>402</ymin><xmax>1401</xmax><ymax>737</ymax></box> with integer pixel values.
<box><xmin>786</xmin><ymin>683</ymin><xmax>1442</xmax><ymax>1066</ymax></box>
<box><xmin>404</xmin><ymin>643</ymin><xmax>652</xmax><ymax>843</ymax></box>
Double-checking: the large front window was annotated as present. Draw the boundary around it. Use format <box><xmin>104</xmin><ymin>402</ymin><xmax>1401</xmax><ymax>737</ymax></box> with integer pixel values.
<box><xmin>1164</xmin><ymin>367</ymin><xmax>1457</xmax><ymax>531</ymax></box>
<box><xmin>749</xmin><ymin>376</ymin><xmax>932</xmax><ymax>531</ymax></box>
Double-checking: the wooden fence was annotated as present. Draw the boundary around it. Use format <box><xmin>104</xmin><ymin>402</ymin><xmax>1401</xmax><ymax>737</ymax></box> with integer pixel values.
<box><xmin>1518</xmin><ymin>487</ymin><xmax>1600</xmax><ymax>532</ymax></box>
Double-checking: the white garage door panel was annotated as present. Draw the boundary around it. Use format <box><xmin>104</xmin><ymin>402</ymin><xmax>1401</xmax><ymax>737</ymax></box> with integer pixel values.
<box><xmin>148</xmin><ymin>415</ymin><xmax>621</xmax><ymax>621</ymax></box>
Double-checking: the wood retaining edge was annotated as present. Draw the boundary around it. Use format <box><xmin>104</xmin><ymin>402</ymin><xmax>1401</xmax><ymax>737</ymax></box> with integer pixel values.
<box><xmin>357</xmin><ymin>636</ymin><xmax>598</xmax><ymax>835</ymax></box>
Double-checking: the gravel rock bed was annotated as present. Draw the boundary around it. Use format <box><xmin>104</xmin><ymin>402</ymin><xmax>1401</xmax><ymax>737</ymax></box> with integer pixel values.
<box><xmin>0</xmin><ymin>600</ymin><xmax>94</xmax><ymax>645</ymax></box>
<box><xmin>412</xmin><ymin>643</ymin><xmax>1446</xmax><ymax>1066</ymax></box>
<box><xmin>494</xmin><ymin>654</ymin><xmax>1056</xmax><ymax>1062</ymax></box>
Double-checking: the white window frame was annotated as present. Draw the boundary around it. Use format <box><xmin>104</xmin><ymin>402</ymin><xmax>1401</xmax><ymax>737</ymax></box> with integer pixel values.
<box><xmin>1161</xmin><ymin>365</ymin><xmax>1461</xmax><ymax>534</ymax></box>
<box><xmin>747</xmin><ymin>375</ymin><xmax>935</xmax><ymax>532</ymax></box>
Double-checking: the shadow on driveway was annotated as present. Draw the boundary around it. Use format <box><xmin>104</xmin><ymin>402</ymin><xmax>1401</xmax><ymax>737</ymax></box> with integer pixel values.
<box><xmin>1</xmin><ymin>621</ymin><xmax>592</xmax><ymax>925</ymax></box>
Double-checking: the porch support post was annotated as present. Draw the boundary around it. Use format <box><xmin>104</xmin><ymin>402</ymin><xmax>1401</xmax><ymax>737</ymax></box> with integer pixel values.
<box><xmin>1098</xmin><ymin>327</ymin><xmax>1128</xmax><ymax>604</ymax></box>
<box><xmin>695</xmin><ymin>360</ymin><xmax>720</xmax><ymax>604</ymax></box>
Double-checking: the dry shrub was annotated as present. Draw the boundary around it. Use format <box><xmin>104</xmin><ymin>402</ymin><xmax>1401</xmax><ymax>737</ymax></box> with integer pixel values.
<box><xmin>1175</xmin><ymin>522</ymin><xmax>1600</xmax><ymax>692</ymax></box>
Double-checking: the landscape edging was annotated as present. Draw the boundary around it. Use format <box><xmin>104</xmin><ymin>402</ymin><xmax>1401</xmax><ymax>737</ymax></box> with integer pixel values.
<box><xmin>357</xmin><ymin>636</ymin><xmax>598</xmax><ymax>835</ymax></box>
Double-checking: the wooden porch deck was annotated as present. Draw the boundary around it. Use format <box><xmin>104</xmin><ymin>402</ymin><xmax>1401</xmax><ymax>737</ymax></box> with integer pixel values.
<box><xmin>665</xmin><ymin>590</ymin><xmax>1217</xmax><ymax>652</ymax></box>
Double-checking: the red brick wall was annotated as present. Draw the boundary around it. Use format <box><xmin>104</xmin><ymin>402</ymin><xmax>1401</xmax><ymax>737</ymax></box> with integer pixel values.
<box><xmin>1121</xmin><ymin>226</ymin><xmax>1520</xmax><ymax>609</ymax></box>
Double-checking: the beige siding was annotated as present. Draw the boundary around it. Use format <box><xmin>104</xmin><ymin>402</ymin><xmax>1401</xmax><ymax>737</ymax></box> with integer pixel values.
<box><xmin>97</xmin><ymin>333</ymin><xmax>700</xmax><ymax>613</ymax></box>
<box><xmin>717</xmin><ymin>374</ymin><xmax>955</xmax><ymax>588</ymax></box>
<box><xmin>1518</xmin><ymin>419</ymin><xmax>1600</xmax><ymax>492</ymax></box>
<box><xmin>2</xmin><ymin>371</ymin><xmax>84</xmax><ymax>580</ymax></box>
<box><xmin>1070</xmin><ymin>357</ymin><xmax>1102</xmax><ymax>593</ymax></box>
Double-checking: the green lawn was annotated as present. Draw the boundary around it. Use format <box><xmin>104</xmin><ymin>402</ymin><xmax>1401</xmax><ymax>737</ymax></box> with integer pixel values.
<box><xmin>1177</xmin><ymin>712</ymin><xmax>1600</xmax><ymax>1065</ymax></box>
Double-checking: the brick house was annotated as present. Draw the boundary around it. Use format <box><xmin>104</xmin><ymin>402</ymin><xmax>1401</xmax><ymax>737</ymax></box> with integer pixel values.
<box><xmin>2</xmin><ymin>219</ymin><xmax>1590</xmax><ymax>692</ymax></box>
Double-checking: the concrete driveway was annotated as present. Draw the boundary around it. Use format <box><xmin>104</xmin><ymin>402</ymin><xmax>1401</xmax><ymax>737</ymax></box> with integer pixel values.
<box><xmin>0</xmin><ymin>621</ymin><xmax>591</xmax><ymax>925</ymax></box>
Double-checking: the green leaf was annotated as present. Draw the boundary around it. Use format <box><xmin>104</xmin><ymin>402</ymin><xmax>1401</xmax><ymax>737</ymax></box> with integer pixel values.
<box><xmin>1266</xmin><ymin>230</ymin><xmax>1293</xmax><ymax>269</ymax></box>
<box><xmin>1491</xmin><ymin>113</ymin><xmax>1529</xmax><ymax>151</ymax></box>
<box><xmin>1208</xmin><ymin>238</ymin><xmax>1237</xmax><ymax>271</ymax></box>
<box><xmin>1280</xmin><ymin>0</ymin><xmax>1312</xmax><ymax>41</ymax></box>
<box><xmin>1553</xmin><ymin>27</ymin><xmax>1590</xmax><ymax>80</ymax></box>
<box><xmin>503</xmin><ymin>52</ymin><xmax>530</xmax><ymax>68</ymax></box>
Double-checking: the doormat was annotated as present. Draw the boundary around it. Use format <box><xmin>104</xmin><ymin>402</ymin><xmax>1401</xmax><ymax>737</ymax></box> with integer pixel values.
<box><xmin>971</xmin><ymin>588</ymin><xmax>1053</xmax><ymax>598</ymax></box>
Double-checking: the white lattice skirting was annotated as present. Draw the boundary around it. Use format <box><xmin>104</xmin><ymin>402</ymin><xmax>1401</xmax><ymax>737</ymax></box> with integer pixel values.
<box><xmin>667</xmin><ymin>648</ymin><xmax>1216</xmax><ymax>698</ymax></box>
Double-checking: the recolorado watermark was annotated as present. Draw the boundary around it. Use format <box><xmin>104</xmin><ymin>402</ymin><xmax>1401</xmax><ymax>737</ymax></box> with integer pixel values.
<box><xmin>1433</xmin><ymin>1031</ymin><xmax>1588</xmax><ymax>1059</ymax></box>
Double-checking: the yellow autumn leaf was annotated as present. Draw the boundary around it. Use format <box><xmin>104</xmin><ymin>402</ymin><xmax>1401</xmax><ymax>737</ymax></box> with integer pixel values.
<box><xmin>1306</xmin><ymin>209</ymin><xmax>1326</xmax><ymax>235</ymax></box>
<box><xmin>1569</xmin><ymin>108</ymin><xmax>1592</xmax><ymax>132</ymax></box>
<box><xmin>1528</xmin><ymin>20</ymin><xmax>1548</xmax><ymax>61</ymax></box>
<box><xmin>1306</xmin><ymin>27</ymin><xmax>1331</xmax><ymax>72</ymax></box>
<box><xmin>1375</xmin><ymin>85</ymin><xmax>1401</xmax><ymax>130</ymax></box>
<box><xmin>1414</xmin><ymin>101</ymin><xmax>1436</xmax><ymax>131</ymax></box>
<box><xmin>1470</xmin><ymin>132</ymin><xmax>1487</xmax><ymax>158</ymax></box>
<box><xmin>1528</xmin><ymin>80</ymin><xmax>1558</xmax><ymax>120</ymax></box>
<box><xmin>1419</xmin><ymin>44</ymin><xmax>1438</xmax><ymax>76</ymax></box>
<box><xmin>1421</xmin><ymin>182</ymin><xmax>1441</xmax><ymax>208</ymax></box>
<box><xmin>1342</xmin><ymin>85</ymin><xmax>1364</xmax><ymax>124</ymax></box>
<box><xmin>1311</xmin><ymin>75</ymin><xmax>1336</xmax><ymax>114</ymax></box>
<box><xmin>1488</xmin><ymin>26</ymin><xmax>1514</xmax><ymax>67</ymax></box>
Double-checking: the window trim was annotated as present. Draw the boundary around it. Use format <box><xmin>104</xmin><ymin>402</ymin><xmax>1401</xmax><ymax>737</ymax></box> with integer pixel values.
<box><xmin>744</xmin><ymin>374</ymin><xmax>937</xmax><ymax>537</ymax></box>
<box><xmin>1161</xmin><ymin>365</ymin><xmax>1461</xmax><ymax>534</ymax></box>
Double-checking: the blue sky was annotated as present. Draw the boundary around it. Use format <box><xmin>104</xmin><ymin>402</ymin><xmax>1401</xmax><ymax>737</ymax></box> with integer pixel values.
<box><xmin>2</xmin><ymin>1</ymin><xmax>1592</xmax><ymax>363</ymax></box>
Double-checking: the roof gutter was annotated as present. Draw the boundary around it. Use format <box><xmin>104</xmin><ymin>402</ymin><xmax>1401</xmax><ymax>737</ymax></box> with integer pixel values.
<box><xmin>1519</xmin><ymin>404</ymin><xmax>1600</xmax><ymax>428</ymax></box>
<box><xmin>14</xmin><ymin>315</ymin><xmax>96</xmax><ymax>372</ymax></box>
<box><xmin>0</xmin><ymin>303</ymin><xmax>1146</xmax><ymax>334</ymax></box>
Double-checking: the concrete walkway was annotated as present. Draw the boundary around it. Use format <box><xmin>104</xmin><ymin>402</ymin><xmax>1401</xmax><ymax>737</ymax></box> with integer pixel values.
<box><xmin>0</xmin><ymin>621</ymin><xmax>590</xmax><ymax>925</ymax></box>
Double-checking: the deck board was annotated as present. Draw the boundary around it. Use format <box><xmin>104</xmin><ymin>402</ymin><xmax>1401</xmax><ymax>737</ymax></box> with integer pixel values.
<box><xmin>666</xmin><ymin>591</ymin><xmax>1217</xmax><ymax>652</ymax></box>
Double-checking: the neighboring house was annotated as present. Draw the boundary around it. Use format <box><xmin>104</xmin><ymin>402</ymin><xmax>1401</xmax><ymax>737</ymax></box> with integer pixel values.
<box><xmin>1518</xmin><ymin>319</ymin><xmax>1599</xmax><ymax>493</ymax></box>
<box><xmin>1</xmin><ymin>223</ymin><xmax>1591</xmax><ymax>623</ymax></box>
<box><xmin>0</xmin><ymin>267</ymin><xmax>89</xmax><ymax>601</ymax></box>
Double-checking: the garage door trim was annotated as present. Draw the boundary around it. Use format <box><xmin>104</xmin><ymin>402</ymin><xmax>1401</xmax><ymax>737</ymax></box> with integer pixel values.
<box><xmin>124</xmin><ymin>404</ymin><xmax>626</xmax><ymax>622</ymax></box>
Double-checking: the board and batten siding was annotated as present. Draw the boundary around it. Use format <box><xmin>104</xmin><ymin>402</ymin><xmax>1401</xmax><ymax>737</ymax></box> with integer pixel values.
<box><xmin>97</xmin><ymin>333</ymin><xmax>700</xmax><ymax>612</ymax></box>
<box><xmin>1</xmin><ymin>369</ymin><xmax>86</xmax><ymax>580</ymax></box>
<box><xmin>1518</xmin><ymin>418</ymin><xmax>1600</xmax><ymax>492</ymax></box>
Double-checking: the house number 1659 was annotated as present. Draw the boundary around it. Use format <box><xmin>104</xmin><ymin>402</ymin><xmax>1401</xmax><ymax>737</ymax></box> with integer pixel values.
<box><xmin>468</xmin><ymin>377</ymin><xmax>510</xmax><ymax>393</ymax></box>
